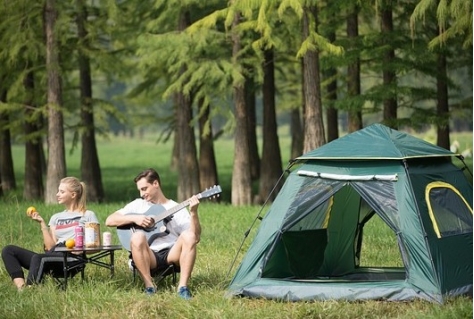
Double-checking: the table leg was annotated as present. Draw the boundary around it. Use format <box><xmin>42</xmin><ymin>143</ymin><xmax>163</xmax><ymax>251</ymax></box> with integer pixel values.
<box><xmin>81</xmin><ymin>252</ymin><xmax>86</xmax><ymax>281</ymax></box>
<box><xmin>110</xmin><ymin>251</ymin><xmax>115</xmax><ymax>277</ymax></box>
<box><xmin>62</xmin><ymin>252</ymin><xmax>68</xmax><ymax>290</ymax></box>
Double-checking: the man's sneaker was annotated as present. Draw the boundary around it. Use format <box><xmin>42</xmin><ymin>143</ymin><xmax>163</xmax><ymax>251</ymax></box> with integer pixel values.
<box><xmin>177</xmin><ymin>286</ymin><xmax>192</xmax><ymax>300</ymax></box>
<box><xmin>144</xmin><ymin>287</ymin><xmax>156</xmax><ymax>296</ymax></box>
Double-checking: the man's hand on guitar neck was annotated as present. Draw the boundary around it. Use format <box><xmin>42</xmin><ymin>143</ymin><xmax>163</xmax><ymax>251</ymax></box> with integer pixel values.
<box><xmin>187</xmin><ymin>195</ymin><xmax>201</xmax><ymax>243</ymax></box>
<box><xmin>188</xmin><ymin>195</ymin><xmax>200</xmax><ymax>215</ymax></box>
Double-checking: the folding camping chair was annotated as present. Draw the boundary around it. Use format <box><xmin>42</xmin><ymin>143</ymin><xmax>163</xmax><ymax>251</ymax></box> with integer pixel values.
<box><xmin>36</xmin><ymin>255</ymin><xmax>86</xmax><ymax>289</ymax></box>
<box><xmin>127</xmin><ymin>222</ymin><xmax>178</xmax><ymax>287</ymax></box>
<box><xmin>129</xmin><ymin>258</ymin><xmax>178</xmax><ymax>286</ymax></box>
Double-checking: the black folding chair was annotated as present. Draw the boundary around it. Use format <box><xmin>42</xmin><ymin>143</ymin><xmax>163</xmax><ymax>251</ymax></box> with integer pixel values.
<box><xmin>128</xmin><ymin>223</ymin><xmax>178</xmax><ymax>286</ymax></box>
<box><xmin>129</xmin><ymin>258</ymin><xmax>178</xmax><ymax>286</ymax></box>
<box><xmin>36</xmin><ymin>256</ymin><xmax>86</xmax><ymax>289</ymax></box>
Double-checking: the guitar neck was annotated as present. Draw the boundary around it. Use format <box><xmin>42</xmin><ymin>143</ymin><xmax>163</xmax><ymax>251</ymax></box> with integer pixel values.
<box><xmin>154</xmin><ymin>199</ymin><xmax>192</xmax><ymax>223</ymax></box>
<box><xmin>151</xmin><ymin>186</ymin><xmax>220</xmax><ymax>224</ymax></box>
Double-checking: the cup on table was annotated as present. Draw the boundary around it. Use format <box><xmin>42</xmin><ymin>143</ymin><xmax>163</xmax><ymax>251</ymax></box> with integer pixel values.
<box><xmin>102</xmin><ymin>231</ymin><xmax>112</xmax><ymax>246</ymax></box>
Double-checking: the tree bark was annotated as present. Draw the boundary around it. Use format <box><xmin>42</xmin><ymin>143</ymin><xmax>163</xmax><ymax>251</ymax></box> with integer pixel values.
<box><xmin>0</xmin><ymin>85</ymin><xmax>15</xmax><ymax>192</ymax></box>
<box><xmin>231</xmin><ymin>12</ymin><xmax>252</xmax><ymax>205</ymax></box>
<box><xmin>325</xmin><ymin>75</ymin><xmax>339</xmax><ymax>142</ymax></box>
<box><xmin>198</xmin><ymin>98</ymin><xmax>220</xmax><ymax>200</ymax></box>
<box><xmin>258</xmin><ymin>48</ymin><xmax>283</xmax><ymax>204</ymax></box>
<box><xmin>45</xmin><ymin>0</ymin><xmax>66</xmax><ymax>204</ymax></box>
<box><xmin>290</xmin><ymin>107</ymin><xmax>303</xmax><ymax>159</ymax></box>
<box><xmin>302</xmin><ymin>5</ymin><xmax>325</xmax><ymax>153</ymax></box>
<box><xmin>171</xmin><ymin>113</ymin><xmax>179</xmax><ymax>171</ymax></box>
<box><xmin>381</xmin><ymin>7</ymin><xmax>398</xmax><ymax>129</ymax></box>
<box><xmin>436</xmin><ymin>52</ymin><xmax>450</xmax><ymax>149</ymax></box>
<box><xmin>23</xmin><ymin>71</ymin><xmax>44</xmax><ymax>200</ymax></box>
<box><xmin>176</xmin><ymin>10</ymin><xmax>200</xmax><ymax>201</ymax></box>
<box><xmin>245</xmin><ymin>72</ymin><xmax>260</xmax><ymax>181</ymax></box>
<box><xmin>291</xmin><ymin>59</ymin><xmax>306</xmax><ymax>159</ymax></box>
<box><xmin>347</xmin><ymin>6</ymin><xmax>362</xmax><ymax>132</ymax></box>
<box><xmin>322</xmin><ymin>21</ymin><xmax>339</xmax><ymax>142</ymax></box>
<box><xmin>76</xmin><ymin>0</ymin><xmax>104</xmax><ymax>202</ymax></box>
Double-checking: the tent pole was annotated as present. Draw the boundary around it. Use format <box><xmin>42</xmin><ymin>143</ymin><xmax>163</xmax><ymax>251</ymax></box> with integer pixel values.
<box><xmin>457</xmin><ymin>155</ymin><xmax>473</xmax><ymax>178</ymax></box>
<box><xmin>225</xmin><ymin>162</ymin><xmax>293</xmax><ymax>279</ymax></box>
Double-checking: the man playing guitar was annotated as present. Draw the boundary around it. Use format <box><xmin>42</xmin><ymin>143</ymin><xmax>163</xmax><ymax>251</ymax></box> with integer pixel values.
<box><xmin>106</xmin><ymin>168</ymin><xmax>200</xmax><ymax>299</ymax></box>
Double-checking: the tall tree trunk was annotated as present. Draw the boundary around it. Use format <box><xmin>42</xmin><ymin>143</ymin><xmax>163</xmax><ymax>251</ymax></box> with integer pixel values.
<box><xmin>171</xmin><ymin>117</ymin><xmax>179</xmax><ymax>171</ymax></box>
<box><xmin>198</xmin><ymin>98</ymin><xmax>219</xmax><ymax>197</ymax></box>
<box><xmin>291</xmin><ymin>60</ymin><xmax>305</xmax><ymax>159</ymax></box>
<box><xmin>436</xmin><ymin>51</ymin><xmax>450</xmax><ymax>149</ymax></box>
<box><xmin>245</xmin><ymin>72</ymin><xmax>260</xmax><ymax>181</ymax></box>
<box><xmin>302</xmin><ymin>5</ymin><xmax>325</xmax><ymax>153</ymax></box>
<box><xmin>347</xmin><ymin>5</ymin><xmax>362</xmax><ymax>132</ymax></box>
<box><xmin>322</xmin><ymin>15</ymin><xmax>339</xmax><ymax>142</ymax></box>
<box><xmin>23</xmin><ymin>71</ymin><xmax>44</xmax><ymax>200</ymax></box>
<box><xmin>290</xmin><ymin>107</ymin><xmax>303</xmax><ymax>159</ymax></box>
<box><xmin>381</xmin><ymin>6</ymin><xmax>398</xmax><ymax>129</ymax></box>
<box><xmin>258</xmin><ymin>48</ymin><xmax>283</xmax><ymax>204</ymax></box>
<box><xmin>231</xmin><ymin>12</ymin><xmax>252</xmax><ymax>206</ymax></box>
<box><xmin>325</xmin><ymin>71</ymin><xmax>338</xmax><ymax>142</ymax></box>
<box><xmin>45</xmin><ymin>0</ymin><xmax>66</xmax><ymax>203</ymax></box>
<box><xmin>176</xmin><ymin>10</ymin><xmax>200</xmax><ymax>201</ymax></box>
<box><xmin>76</xmin><ymin>0</ymin><xmax>104</xmax><ymax>202</ymax></box>
<box><xmin>0</xmin><ymin>85</ymin><xmax>15</xmax><ymax>192</ymax></box>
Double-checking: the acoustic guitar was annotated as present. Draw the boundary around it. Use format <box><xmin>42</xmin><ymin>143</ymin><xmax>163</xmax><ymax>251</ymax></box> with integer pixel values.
<box><xmin>117</xmin><ymin>185</ymin><xmax>221</xmax><ymax>251</ymax></box>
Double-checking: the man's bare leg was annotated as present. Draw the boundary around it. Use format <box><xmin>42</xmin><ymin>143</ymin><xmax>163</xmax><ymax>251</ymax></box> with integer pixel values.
<box><xmin>167</xmin><ymin>230</ymin><xmax>198</xmax><ymax>289</ymax></box>
<box><xmin>130</xmin><ymin>232</ymin><xmax>157</xmax><ymax>289</ymax></box>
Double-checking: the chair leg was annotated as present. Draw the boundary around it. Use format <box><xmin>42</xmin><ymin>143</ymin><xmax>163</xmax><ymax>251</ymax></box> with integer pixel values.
<box><xmin>154</xmin><ymin>264</ymin><xmax>177</xmax><ymax>286</ymax></box>
<box><xmin>37</xmin><ymin>257</ymin><xmax>81</xmax><ymax>290</ymax></box>
<box><xmin>130</xmin><ymin>262</ymin><xmax>178</xmax><ymax>287</ymax></box>
<box><xmin>172</xmin><ymin>271</ymin><xmax>176</xmax><ymax>285</ymax></box>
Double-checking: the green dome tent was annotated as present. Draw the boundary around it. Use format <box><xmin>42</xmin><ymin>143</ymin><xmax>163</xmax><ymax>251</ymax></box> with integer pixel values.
<box><xmin>227</xmin><ymin>124</ymin><xmax>473</xmax><ymax>303</ymax></box>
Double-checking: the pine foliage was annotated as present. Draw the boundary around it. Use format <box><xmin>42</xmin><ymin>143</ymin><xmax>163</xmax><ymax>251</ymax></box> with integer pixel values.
<box><xmin>411</xmin><ymin>0</ymin><xmax>473</xmax><ymax>49</ymax></box>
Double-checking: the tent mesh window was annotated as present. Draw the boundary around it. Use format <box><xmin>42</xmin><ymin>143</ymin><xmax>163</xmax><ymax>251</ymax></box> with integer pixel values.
<box><xmin>426</xmin><ymin>182</ymin><xmax>473</xmax><ymax>238</ymax></box>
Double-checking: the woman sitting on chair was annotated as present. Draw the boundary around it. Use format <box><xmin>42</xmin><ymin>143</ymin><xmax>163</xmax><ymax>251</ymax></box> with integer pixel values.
<box><xmin>1</xmin><ymin>177</ymin><xmax>99</xmax><ymax>290</ymax></box>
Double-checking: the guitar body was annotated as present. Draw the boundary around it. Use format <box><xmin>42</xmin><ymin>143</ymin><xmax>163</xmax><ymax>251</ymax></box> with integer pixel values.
<box><xmin>116</xmin><ymin>185</ymin><xmax>222</xmax><ymax>251</ymax></box>
<box><xmin>117</xmin><ymin>205</ymin><xmax>170</xmax><ymax>251</ymax></box>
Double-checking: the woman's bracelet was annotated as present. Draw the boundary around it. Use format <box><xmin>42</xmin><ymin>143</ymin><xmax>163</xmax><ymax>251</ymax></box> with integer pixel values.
<box><xmin>41</xmin><ymin>226</ymin><xmax>49</xmax><ymax>231</ymax></box>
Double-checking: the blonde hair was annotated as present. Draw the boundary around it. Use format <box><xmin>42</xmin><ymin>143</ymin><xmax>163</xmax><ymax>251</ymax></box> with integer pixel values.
<box><xmin>61</xmin><ymin>177</ymin><xmax>87</xmax><ymax>213</ymax></box>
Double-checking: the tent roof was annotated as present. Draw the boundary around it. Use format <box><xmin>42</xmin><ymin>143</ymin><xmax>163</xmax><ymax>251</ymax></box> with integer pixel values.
<box><xmin>296</xmin><ymin>123</ymin><xmax>457</xmax><ymax>161</ymax></box>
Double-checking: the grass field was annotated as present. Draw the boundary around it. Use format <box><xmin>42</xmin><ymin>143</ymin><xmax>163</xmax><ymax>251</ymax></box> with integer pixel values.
<box><xmin>0</xmin><ymin>131</ymin><xmax>472</xmax><ymax>319</ymax></box>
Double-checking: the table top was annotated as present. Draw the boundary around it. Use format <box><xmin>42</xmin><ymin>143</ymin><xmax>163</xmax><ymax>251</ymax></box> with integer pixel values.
<box><xmin>55</xmin><ymin>245</ymin><xmax>123</xmax><ymax>253</ymax></box>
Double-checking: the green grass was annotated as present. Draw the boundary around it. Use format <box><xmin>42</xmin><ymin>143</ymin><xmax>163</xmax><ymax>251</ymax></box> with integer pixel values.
<box><xmin>0</xmin><ymin>133</ymin><xmax>472</xmax><ymax>319</ymax></box>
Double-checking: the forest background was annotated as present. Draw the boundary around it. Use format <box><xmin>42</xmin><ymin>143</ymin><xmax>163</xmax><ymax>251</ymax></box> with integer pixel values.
<box><xmin>0</xmin><ymin>0</ymin><xmax>472</xmax><ymax>206</ymax></box>
<box><xmin>0</xmin><ymin>1</ymin><xmax>472</xmax><ymax>317</ymax></box>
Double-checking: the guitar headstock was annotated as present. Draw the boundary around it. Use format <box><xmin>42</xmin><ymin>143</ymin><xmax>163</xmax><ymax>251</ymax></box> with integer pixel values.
<box><xmin>197</xmin><ymin>185</ymin><xmax>222</xmax><ymax>200</ymax></box>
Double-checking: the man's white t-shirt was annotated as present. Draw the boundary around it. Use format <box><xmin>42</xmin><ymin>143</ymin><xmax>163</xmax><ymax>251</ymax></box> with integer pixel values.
<box><xmin>118</xmin><ymin>198</ymin><xmax>190</xmax><ymax>252</ymax></box>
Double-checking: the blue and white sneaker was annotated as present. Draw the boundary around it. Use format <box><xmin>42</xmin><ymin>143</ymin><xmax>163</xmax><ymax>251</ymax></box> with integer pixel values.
<box><xmin>177</xmin><ymin>286</ymin><xmax>192</xmax><ymax>300</ymax></box>
<box><xmin>144</xmin><ymin>287</ymin><xmax>156</xmax><ymax>296</ymax></box>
